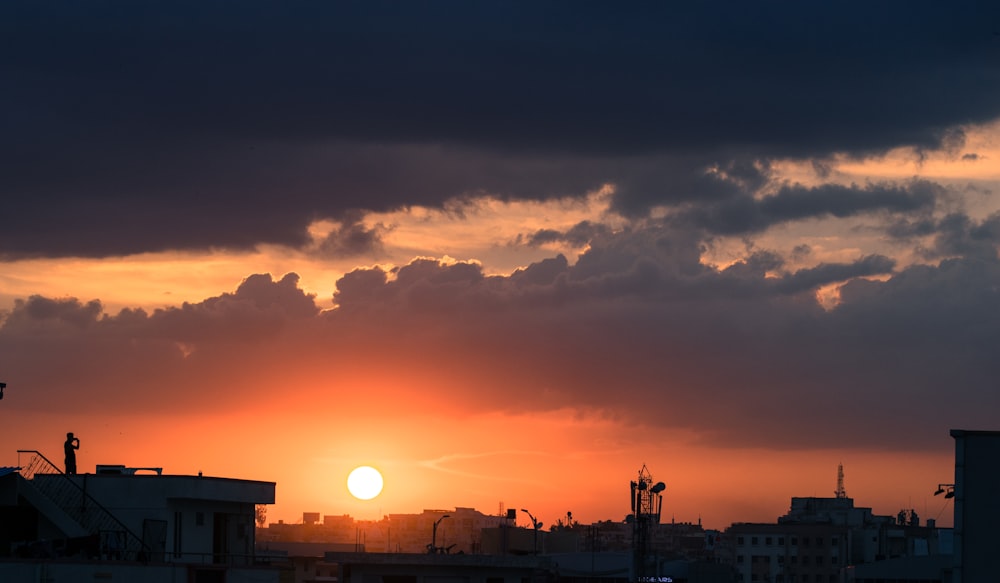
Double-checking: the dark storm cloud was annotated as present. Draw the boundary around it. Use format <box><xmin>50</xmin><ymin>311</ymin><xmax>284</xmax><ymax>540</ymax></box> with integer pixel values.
<box><xmin>887</xmin><ymin>212</ymin><xmax>1000</xmax><ymax>260</ymax></box>
<box><xmin>677</xmin><ymin>180</ymin><xmax>941</xmax><ymax>235</ymax></box>
<box><xmin>773</xmin><ymin>255</ymin><xmax>896</xmax><ymax>294</ymax></box>
<box><xmin>316</xmin><ymin>214</ymin><xmax>388</xmax><ymax>259</ymax></box>
<box><xmin>2</xmin><ymin>1</ymin><xmax>998</xmax><ymax>257</ymax></box>
<box><xmin>526</xmin><ymin>221</ymin><xmax>613</xmax><ymax>247</ymax></box>
<box><xmin>6</xmin><ymin>222</ymin><xmax>997</xmax><ymax>451</ymax></box>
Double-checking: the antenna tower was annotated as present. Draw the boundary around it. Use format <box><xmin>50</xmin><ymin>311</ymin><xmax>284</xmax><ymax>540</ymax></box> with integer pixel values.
<box><xmin>835</xmin><ymin>463</ymin><xmax>847</xmax><ymax>499</ymax></box>
<box><xmin>630</xmin><ymin>465</ymin><xmax>666</xmax><ymax>580</ymax></box>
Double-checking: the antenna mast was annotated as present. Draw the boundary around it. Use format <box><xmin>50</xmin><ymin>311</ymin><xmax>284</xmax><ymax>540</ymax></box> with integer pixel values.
<box><xmin>630</xmin><ymin>465</ymin><xmax>666</xmax><ymax>580</ymax></box>
<box><xmin>835</xmin><ymin>463</ymin><xmax>847</xmax><ymax>499</ymax></box>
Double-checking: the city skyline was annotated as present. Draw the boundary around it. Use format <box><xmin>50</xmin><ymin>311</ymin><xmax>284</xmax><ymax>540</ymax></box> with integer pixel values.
<box><xmin>2</xmin><ymin>2</ymin><xmax>998</xmax><ymax>531</ymax></box>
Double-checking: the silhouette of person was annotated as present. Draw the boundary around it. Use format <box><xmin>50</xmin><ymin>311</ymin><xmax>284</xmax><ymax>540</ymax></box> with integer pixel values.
<box><xmin>64</xmin><ymin>432</ymin><xmax>80</xmax><ymax>475</ymax></box>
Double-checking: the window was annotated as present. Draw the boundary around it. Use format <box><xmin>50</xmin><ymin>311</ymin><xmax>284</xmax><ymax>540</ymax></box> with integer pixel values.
<box><xmin>751</xmin><ymin>555</ymin><xmax>758</xmax><ymax>564</ymax></box>
<box><xmin>791</xmin><ymin>537</ymin><xmax>798</xmax><ymax>545</ymax></box>
<box><xmin>791</xmin><ymin>556</ymin><xmax>798</xmax><ymax>564</ymax></box>
<box><xmin>196</xmin><ymin>512</ymin><xmax>205</xmax><ymax>526</ymax></box>
<box><xmin>778</xmin><ymin>556</ymin><xmax>785</xmax><ymax>564</ymax></box>
<box><xmin>815</xmin><ymin>536</ymin><xmax>823</xmax><ymax>545</ymax></box>
<box><xmin>801</xmin><ymin>537</ymin><xmax>810</xmax><ymax>546</ymax></box>
<box><xmin>752</xmin><ymin>537</ymin><xmax>758</xmax><ymax>545</ymax></box>
<box><xmin>766</xmin><ymin>537</ymin><xmax>772</xmax><ymax>545</ymax></box>
<box><xmin>778</xmin><ymin>537</ymin><xmax>785</xmax><ymax>545</ymax></box>
<box><xmin>802</xmin><ymin>555</ymin><xmax>810</xmax><ymax>565</ymax></box>
<box><xmin>831</xmin><ymin>555</ymin><xmax>839</xmax><ymax>564</ymax></box>
<box><xmin>738</xmin><ymin>536</ymin><xmax>745</xmax><ymax>545</ymax></box>
<box><xmin>737</xmin><ymin>555</ymin><xmax>745</xmax><ymax>564</ymax></box>
<box><xmin>816</xmin><ymin>556</ymin><xmax>823</xmax><ymax>565</ymax></box>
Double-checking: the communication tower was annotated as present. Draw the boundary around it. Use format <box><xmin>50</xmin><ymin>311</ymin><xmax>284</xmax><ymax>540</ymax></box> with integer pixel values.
<box><xmin>835</xmin><ymin>463</ymin><xmax>847</xmax><ymax>499</ymax></box>
<box><xmin>629</xmin><ymin>464</ymin><xmax>665</xmax><ymax>580</ymax></box>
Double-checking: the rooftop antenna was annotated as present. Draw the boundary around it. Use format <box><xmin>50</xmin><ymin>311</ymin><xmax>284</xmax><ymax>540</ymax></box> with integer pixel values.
<box><xmin>630</xmin><ymin>464</ymin><xmax>665</xmax><ymax>580</ymax></box>
<box><xmin>835</xmin><ymin>463</ymin><xmax>847</xmax><ymax>499</ymax></box>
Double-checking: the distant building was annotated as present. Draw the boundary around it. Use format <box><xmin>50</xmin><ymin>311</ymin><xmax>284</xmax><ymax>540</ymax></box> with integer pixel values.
<box><xmin>724</xmin><ymin>496</ymin><xmax>951</xmax><ymax>582</ymax></box>
<box><xmin>1</xmin><ymin>450</ymin><xmax>276</xmax><ymax>582</ymax></box>
<box><xmin>262</xmin><ymin>507</ymin><xmax>510</xmax><ymax>554</ymax></box>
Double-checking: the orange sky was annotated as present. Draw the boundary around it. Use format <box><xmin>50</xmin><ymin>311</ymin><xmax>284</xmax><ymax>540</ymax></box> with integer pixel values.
<box><xmin>3</xmin><ymin>8</ymin><xmax>998</xmax><ymax>535</ymax></box>
<box><xmin>3</xmin><ymin>406</ymin><xmax>958</xmax><ymax>529</ymax></box>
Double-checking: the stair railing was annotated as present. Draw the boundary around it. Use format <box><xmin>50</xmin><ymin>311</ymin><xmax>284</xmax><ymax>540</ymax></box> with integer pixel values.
<box><xmin>17</xmin><ymin>449</ymin><xmax>151</xmax><ymax>562</ymax></box>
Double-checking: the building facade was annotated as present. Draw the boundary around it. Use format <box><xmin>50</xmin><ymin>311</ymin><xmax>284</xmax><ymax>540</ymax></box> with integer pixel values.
<box><xmin>950</xmin><ymin>429</ymin><xmax>1000</xmax><ymax>583</ymax></box>
<box><xmin>1</xmin><ymin>451</ymin><xmax>276</xmax><ymax>582</ymax></box>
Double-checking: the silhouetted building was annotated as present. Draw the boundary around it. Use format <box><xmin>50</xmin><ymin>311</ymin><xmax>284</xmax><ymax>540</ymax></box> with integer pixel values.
<box><xmin>950</xmin><ymin>429</ymin><xmax>1000</xmax><ymax>583</ymax></box>
<box><xmin>262</xmin><ymin>507</ymin><xmax>505</xmax><ymax>554</ymax></box>
<box><xmin>1</xmin><ymin>450</ymin><xmax>276</xmax><ymax>582</ymax></box>
<box><xmin>725</xmin><ymin>497</ymin><xmax>951</xmax><ymax>582</ymax></box>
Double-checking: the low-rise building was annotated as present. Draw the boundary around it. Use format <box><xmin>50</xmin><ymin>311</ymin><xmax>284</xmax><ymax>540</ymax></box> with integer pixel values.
<box><xmin>1</xmin><ymin>449</ymin><xmax>277</xmax><ymax>583</ymax></box>
<box><xmin>724</xmin><ymin>496</ymin><xmax>951</xmax><ymax>582</ymax></box>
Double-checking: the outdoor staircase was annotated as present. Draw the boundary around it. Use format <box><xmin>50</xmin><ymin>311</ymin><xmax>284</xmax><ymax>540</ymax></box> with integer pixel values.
<box><xmin>16</xmin><ymin>450</ymin><xmax>149</xmax><ymax>561</ymax></box>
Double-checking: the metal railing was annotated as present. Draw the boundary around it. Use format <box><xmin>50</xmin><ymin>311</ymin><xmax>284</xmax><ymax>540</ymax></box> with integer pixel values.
<box><xmin>16</xmin><ymin>449</ymin><xmax>151</xmax><ymax>562</ymax></box>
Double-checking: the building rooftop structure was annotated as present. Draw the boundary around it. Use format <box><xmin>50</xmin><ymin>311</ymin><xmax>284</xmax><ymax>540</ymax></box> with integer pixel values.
<box><xmin>778</xmin><ymin>496</ymin><xmax>881</xmax><ymax>527</ymax></box>
<box><xmin>1</xmin><ymin>449</ymin><xmax>277</xmax><ymax>583</ymax></box>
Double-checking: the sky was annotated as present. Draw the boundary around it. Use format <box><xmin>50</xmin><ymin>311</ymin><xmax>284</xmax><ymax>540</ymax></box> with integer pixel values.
<box><xmin>2</xmin><ymin>1</ymin><xmax>1000</xmax><ymax>530</ymax></box>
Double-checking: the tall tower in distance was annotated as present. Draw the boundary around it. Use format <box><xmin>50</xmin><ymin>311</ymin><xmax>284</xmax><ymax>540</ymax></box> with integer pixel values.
<box><xmin>834</xmin><ymin>463</ymin><xmax>847</xmax><ymax>499</ymax></box>
<box><xmin>630</xmin><ymin>465</ymin><xmax>665</xmax><ymax>580</ymax></box>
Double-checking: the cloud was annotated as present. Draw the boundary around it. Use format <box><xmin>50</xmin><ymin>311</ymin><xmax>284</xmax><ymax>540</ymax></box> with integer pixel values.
<box><xmin>315</xmin><ymin>214</ymin><xmax>389</xmax><ymax>259</ymax></box>
<box><xmin>887</xmin><ymin>211</ymin><xmax>1000</xmax><ymax>260</ymax></box>
<box><xmin>527</xmin><ymin>221</ymin><xmax>613</xmax><ymax>248</ymax></box>
<box><xmin>2</xmin><ymin>1</ymin><xmax>998</xmax><ymax>258</ymax></box>
<box><xmin>676</xmin><ymin>180</ymin><xmax>942</xmax><ymax>235</ymax></box>
<box><xmin>5</xmin><ymin>223</ymin><xmax>997</xmax><ymax>451</ymax></box>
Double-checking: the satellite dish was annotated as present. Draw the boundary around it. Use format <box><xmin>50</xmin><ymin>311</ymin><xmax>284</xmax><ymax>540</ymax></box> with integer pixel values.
<box><xmin>651</xmin><ymin>482</ymin><xmax>666</xmax><ymax>494</ymax></box>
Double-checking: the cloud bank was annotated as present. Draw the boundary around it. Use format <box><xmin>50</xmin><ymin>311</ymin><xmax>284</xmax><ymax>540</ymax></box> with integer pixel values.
<box><xmin>4</xmin><ymin>218</ymin><xmax>998</xmax><ymax>452</ymax></box>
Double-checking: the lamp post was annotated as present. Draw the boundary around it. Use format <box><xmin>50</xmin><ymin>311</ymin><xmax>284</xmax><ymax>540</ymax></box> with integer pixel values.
<box><xmin>934</xmin><ymin>483</ymin><xmax>955</xmax><ymax>499</ymax></box>
<box><xmin>430</xmin><ymin>514</ymin><xmax>450</xmax><ymax>554</ymax></box>
<box><xmin>520</xmin><ymin>509</ymin><xmax>542</xmax><ymax>555</ymax></box>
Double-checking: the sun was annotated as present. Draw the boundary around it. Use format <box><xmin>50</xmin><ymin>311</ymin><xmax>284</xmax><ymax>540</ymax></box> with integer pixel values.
<box><xmin>347</xmin><ymin>466</ymin><xmax>384</xmax><ymax>500</ymax></box>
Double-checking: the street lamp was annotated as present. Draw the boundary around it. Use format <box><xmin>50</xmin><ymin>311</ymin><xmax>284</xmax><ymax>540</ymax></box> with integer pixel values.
<box><xmin>934</xmin><ymin>483</ymin><xmax>955</xmax><ymax>499</ymax></box>
<box><xmin>520</xmin><ymin>509</ymin><xmax>543</xmax><ymax>555</ymax></box>
<box><xmin>429</xmin><ymin>514</ymin><xmax>450</xmax><ymax>554</ymax></box>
